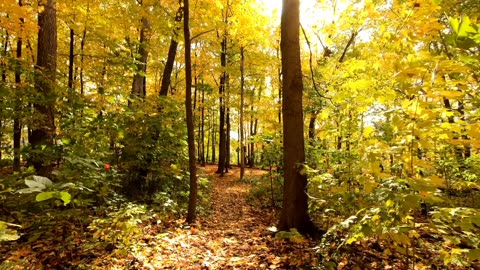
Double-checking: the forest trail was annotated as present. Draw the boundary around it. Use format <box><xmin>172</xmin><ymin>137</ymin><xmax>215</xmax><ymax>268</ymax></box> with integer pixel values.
<box><xmin>132</xmin><ymin>165</ymin><xmax>319</xmax><ymax>269</ymax></box>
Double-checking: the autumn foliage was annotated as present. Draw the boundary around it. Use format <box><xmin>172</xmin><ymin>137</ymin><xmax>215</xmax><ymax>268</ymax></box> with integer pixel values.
<box><xmin>1</xmin><ymin>0</ymin><xmax>480</xmax><ymax>269</ymax></box>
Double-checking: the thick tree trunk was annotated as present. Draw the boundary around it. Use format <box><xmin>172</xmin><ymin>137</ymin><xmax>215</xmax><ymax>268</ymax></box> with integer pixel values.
<box><xmin>30</xmin><ymin>0</ymin><xmax>57</xmax><ymax>176</ymax></box>
<box><xmin>184</xmin><ymin>0</ymin><xmax>198</xmax><ymax>224</ymax></box>
<box><xmin>278</xmin><ymin>0</ymin><xmax>317</xmax><ymax>236</ymax></box>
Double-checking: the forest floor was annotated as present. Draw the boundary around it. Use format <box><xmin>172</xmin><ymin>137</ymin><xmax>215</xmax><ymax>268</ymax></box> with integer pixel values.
<box><xmin>0</xmin><ymin>165</ymin><xmax>319</xmax><ymax>269</ymax></box>
<box><xmin>4</xmin><ymin>165</ymin><xmax>478</xmax><ymax>269</ymax></box>
<box><xmin>122</xmin><ymin>165</ymin><xmax>320</xmax><ymax>269</ymax></box>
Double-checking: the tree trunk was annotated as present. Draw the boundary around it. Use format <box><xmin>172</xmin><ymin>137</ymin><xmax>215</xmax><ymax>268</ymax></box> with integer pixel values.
<box><xmin>225</xmin><ymin>107</ymin><xmax>231</xmax><ymax>172</ymax></box>
<box><xmin>30</xmin><ymin>0</ymin><xmax>57</xmax><ymax>176</ymax></box>
<box><xmin>184</xmin><ymin>0</ymin><xmax>198</xmax><ymax>224</ymax></box>
<box><xmin>159</xmin><ymin>6</ymin><xmax>183</xmax><ymax>96</ymax></box>
<box><xmin>79</xmin><ymin>26</ymin><xmax>87</xmax><ymax>95</ymax></box>
<box><xmin>211</xmin><ymin>110</ymin><xmax>216</xmax><ymax>164</ymax></box>
<box><xmin>0</xmin><ymin>34</ymin><xmax>7</xmax><ymax>161</ymax></box>
<box><xmin>216</xmin><ymin>37</ymin><xmax>228</xmax><ymax>175</ymax></box>
<box><xmin>68</xmin><ymin>28</ymin><xmax>75</xmax><ymax>91</ymax></box>
<box><xmin>308</xmin><ymin>112</ymin><xmax>318</xmax><ymax>143</ymax></box>
<box><xmin>13</xmin><ymin>11</ymin><xmax>23</xmax><ymax>171</ymax></box>
<box><xmin>131</xmin><ymin>16</ymin><xmax>149</xmax><ymax>99</ymax></box>
<box><xmin>278</xmin><ymin>0</ymin><xmax>317</xmax><ymax>236</ymax></box>
<box><xmin>200</xmin><ymin>83</ymin><xmax>206</xmax><ymax>166</ymax></box>
<box><xmin>159</xmin><ymin>39</ymin><xmax>178</xmax><ymax>96</ymax></box>
<box><xmin>240</xmin><ymin>47</ymin><xmax>245</xmax><ymax>179</ymax></box>
<box><xmin>276</xmin><ymin>43</ymin><xmax>282</xmax><ymax>125</ymax></box>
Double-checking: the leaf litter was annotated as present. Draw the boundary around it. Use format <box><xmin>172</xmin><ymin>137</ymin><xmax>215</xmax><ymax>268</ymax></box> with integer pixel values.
<box><xmin>0</xmin><ymin>165</ymin><xmax>319</xmax><ymax>269</ymax></box>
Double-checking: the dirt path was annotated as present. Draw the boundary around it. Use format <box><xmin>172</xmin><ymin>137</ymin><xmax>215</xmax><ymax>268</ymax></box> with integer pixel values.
<box><xmin>136</xmin><ymin>165</ymin><xmax>318</xmax><ymax>269</ymax></box>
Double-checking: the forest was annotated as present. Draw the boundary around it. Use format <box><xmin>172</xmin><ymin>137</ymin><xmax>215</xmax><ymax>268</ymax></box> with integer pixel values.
<box><xmin>1</xmin><ymin>0</ymin><xmax>480</xmax><ymax>269</ymax></box>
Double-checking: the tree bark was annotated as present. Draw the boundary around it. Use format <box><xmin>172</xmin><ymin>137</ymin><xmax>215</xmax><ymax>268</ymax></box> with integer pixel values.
<box><xmin>308</xmin><ymin>112</ymin><xmax>318</xmax><ymax>143</ymax></box>
<box><xmin>30</xmin><ymin>0</ymin><xmax>57</xmax><ymax>176</ymax></box>
<box><xmin>211</xmin><ymin>110</ymin><xmax>216</xmax><ymax>164</ymax></box>
<box><xmin>240</xmin><ymin>47</ymin><xmax>245</xmax><ymax>179</ymax></box>
<box><xmin>225</xmin><ymin>107</ymin><xmax>231</xmax><ymax>172</ymax></box>
<box><xmin>200</xmin><ymin>82</ymin><xmax>206</xmax><ymax>166</ymax></box>
<box><xmin>68</xmin><ymin>28</ymin><xmax>75</xmax><ymax>91</ymax></box>
<box><xmin>184</xmin><ymin>0</ymin><xmax>198</xmax><ymax>224</ymax></box>
<box><xmin>216</xmin><ymin>37</ymin><xmax>228</xmax><ymax>175</ymax></box>
<box><xmin>79</xmin><ymin>26</ymin><xmax>87</xmax><ymax>95</ymax></box>
<box><xmin>0</xmin><ymin>34</ymin><xmax>7</xmax><ymax>161</ymax></box>
<box><xmin>131</xmin><ymin>15</ymin><xmax>149</xmax><ymax>99</ymax></box>
<box><xmin>159</xmin><ymin>6</ymin><xmax>183</xmax><ymax>96</ymax></box>
<box><xmin>13</xmin><ymin>8</ymin><xmax>24</xmax><ymax>171</ymax></box>
<box><xmin>278</xmin><ymin>0</ymin><xmax>317</xmax><ymax>236</ymax></box>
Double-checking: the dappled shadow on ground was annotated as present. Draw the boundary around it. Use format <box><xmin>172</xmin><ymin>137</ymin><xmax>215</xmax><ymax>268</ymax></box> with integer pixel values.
<box><xmin>123</xmin><ymin>165</ymin><xmax>319</xmax><ymax>269</ymax></box>
<box><xmin>0</xmin><ymin>165</ymin><xmax>319</xmax><ymax>269</ymax></box>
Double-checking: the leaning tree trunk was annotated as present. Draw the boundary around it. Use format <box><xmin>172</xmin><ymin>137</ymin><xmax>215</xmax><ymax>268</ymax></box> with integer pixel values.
<box><xmin>159</xmin><ymin>5</ymin><xmax>183</xmax><ymax>97</ymax></box>
<box><xmin>29</xmin><ymin>0</ymin><xmax>57</xmax><ymax>176</ymax></box>
<box><xmin>278</xmin><ymin>0</ymin><xmax>317</xmax><ymax>236</ymax></box>
<box><xmin>184</xmin><ymin>0</ymin><xmax>198</xmax><ymax>224</ymax></box>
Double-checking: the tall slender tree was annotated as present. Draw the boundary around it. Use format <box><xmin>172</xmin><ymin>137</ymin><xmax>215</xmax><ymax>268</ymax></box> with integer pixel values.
<box><xmin>278</xmin><ymin>0</ymin><xmax>317</xmax><ymax>236</ymax></box>
<box><xmin>29</xmin><ymin>0</ymin><xmax>57</xmax><ymax>176</ymax></box>
<box><xmin>13</xmin><ymin>0</ymin><xmax>24</xmax><ymax>171</ymax></box>
<box><xmin>0</xmin><ymin>35</ymin><xmax>7</xmax><ymax>162</ymax></box>
<box><xmin>216</xmin><ymin>35</ymin><xmax>228</xmax><ymax>175</ymax></box>
<box><xmin>184</xmin><ymin>0</ymin><xmax>198</xmax><ymax>223</ymax></box>
<box><xmin>239</xmin><ymin>47</ymin><xmax>245</xmax><ymax>179</ymax></box>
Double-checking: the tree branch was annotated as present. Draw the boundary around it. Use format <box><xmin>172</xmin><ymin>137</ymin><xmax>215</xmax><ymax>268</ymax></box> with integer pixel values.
<box><xmin>339</xmin><ymin>31</ymin><xmax>357</xmax><ymax>63</ymax></box>
<box><xmin>300</xmin><ymin>23</ymin><xmax>330</xmax><ymax>100</ymax></box>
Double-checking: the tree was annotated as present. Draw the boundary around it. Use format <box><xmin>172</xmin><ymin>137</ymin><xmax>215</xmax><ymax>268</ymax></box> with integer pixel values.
<box><xmin>278</xmin><ymin>0</ymin><xmax>317</xmax><ymax>236</ymax></box>
<box><xmin>131</xmin><ymin>1</ymin><xmax>150</xmax><ymax>99</ymax></box>
<box><xmin>239</xmin><ymin>46</ymin><xmax>245</xmax><ymax>179</ymax></box>
<box><xmin>29</xmin><ymin>0</ymin><xmax>57</xmax><ymax>176</ymax></box>
<box><xmin>13</xmin><ymin>0</ymin><xmax>23</xmax><ymax>171</ymax></box>
<box><xmin>184</xmin><ymin>0</ymin><xmax>197</xmax><ymax>223</ymax></box>
<box><xmin>159</xmin><ymin>3</ymin><xmax>183</xmax><ymax>97</ymax></box>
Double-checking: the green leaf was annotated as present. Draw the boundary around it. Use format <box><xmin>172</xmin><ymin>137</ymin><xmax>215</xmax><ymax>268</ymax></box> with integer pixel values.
<box><xmin>36</xmin><ymin>192</ymin><xmax>55</xmax><ymax>202</ymax></box>
<box><xmin>25</xmin><ymin>176</ymin><xmax>53</xmax><ymax>190</ymax></box>
<box><xmin>449</xmin><ymin>17</ymin><xmax>460</xmax><ymax>34</ymax></box>
<box><xmin>58</xmin><ymin>192</ymin><xmax>71</xmax><ymax>205</ymax></box>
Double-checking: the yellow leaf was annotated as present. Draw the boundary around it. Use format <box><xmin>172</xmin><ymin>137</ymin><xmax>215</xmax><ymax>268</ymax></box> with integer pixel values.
<box><xmin>427</xmin><ymin>176</ymin><xmax>445</xmax><ymax>187</ymax></box>
<box><xmin>363</xmin><ymin>126</ymin><xmax>375</xmax><ymax>138</ymax></box>
<box><xmin>319</xmin><ymin>110</ymin><xmax>329</xmax><ymax>120</ymax></box>
<box><xmin>385</xmin><ymin>200</ymin><xmax>395</xmax><ymax>208</ymax></box>
<box><xmin>439</xmin><ymin>91</ymin><xmax>463</xmax><ymax>99</ymax></box>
